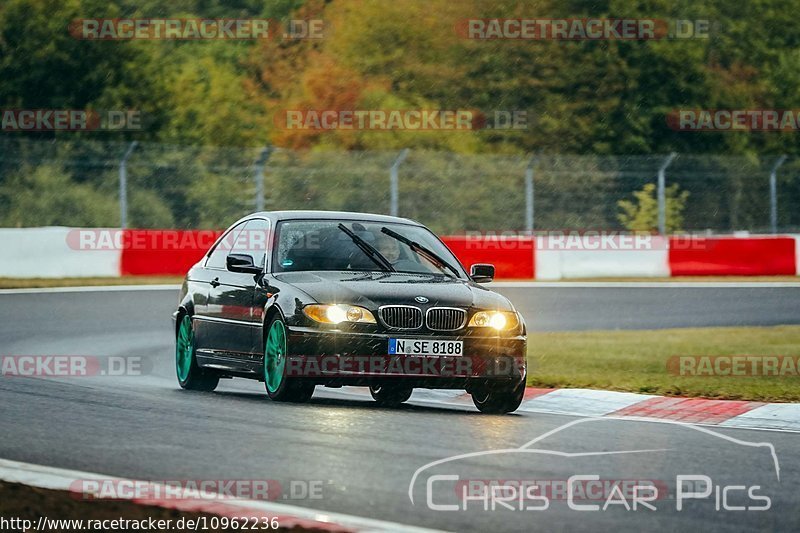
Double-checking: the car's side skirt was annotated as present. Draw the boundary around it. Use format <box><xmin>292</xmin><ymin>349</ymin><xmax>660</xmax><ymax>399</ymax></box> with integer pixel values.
<box><xmin>196</xmin><ymin>349</ymin><xmax>262</xmax><ymax>374</ymax></box>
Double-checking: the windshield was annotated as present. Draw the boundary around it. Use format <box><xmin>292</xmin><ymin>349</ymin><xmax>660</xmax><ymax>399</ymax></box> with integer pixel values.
<box><xmin>273</xmin><ymin>219</ymin><xmax>465</xmax><ymax>278</ymax></box>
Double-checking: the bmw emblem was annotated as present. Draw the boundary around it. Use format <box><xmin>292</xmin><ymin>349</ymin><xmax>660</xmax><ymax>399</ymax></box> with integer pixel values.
<box><xmin>415</xmin><ymin>296</ymin><xmax>429</xmax><ymax>303</ymax></box>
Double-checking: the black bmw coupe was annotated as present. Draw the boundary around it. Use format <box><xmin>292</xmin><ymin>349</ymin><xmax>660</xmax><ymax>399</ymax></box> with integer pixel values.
<box><xmin>173</xmin><ymin>211</ymin><xmax>527</xmax><ymax>413</ymax></box>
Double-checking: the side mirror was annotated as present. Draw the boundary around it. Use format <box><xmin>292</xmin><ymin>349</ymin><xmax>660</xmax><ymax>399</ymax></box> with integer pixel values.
<box><xmin>226</xmin><ymin>254</ymin><xmax>262</xmax><ymax>274</ymax></box>
<box><xmin>470</xmin><ymin>263</ymin><xmax>495</xmax><ymax>283</ymax></box>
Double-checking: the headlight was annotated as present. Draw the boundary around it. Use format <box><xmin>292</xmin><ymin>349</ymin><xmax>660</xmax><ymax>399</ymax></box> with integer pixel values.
<box><xmin>468</xmin><ymin>311</ymin><xmax>518</xmax><ymax>330</ymax></box>
<box><xmin>303</xmin><ymin>304</ymin><xmax>376</xmax><ymax>324</ymax></box>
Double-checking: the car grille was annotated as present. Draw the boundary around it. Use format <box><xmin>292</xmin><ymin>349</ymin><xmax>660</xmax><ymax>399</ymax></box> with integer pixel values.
<box><xmin>379</xmin><ymin>306</ymin><xmax>423</xmax><ymax>329</ymax></box>
<box><xmin>426</xmin><ymin>307</ymin><xmax>467</xmax><ymax>331</ymax></box>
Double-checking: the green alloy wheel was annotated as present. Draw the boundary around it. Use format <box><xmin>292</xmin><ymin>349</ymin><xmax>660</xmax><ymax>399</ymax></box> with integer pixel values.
<box><xmin>175</xmin><ymin>314</ymin><xmax>219</xmax><ymax>391</ymax></box>
<box><xmin>263</xmin><ymin>315</ymin><xmax>314</xmax><ymax>402</ymax></box>
<box><xmin>265</xmin><ymin>318</ymin><xmax>287</xmax><ymax>394</ymax></box>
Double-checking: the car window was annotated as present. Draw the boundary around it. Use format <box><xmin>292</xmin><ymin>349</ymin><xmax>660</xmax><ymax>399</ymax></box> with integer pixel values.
<box><xmin>273</xmin><ymin>219</ymin><xmax>465</xmax><ymax>278</ymax></box>
<box><xmin>204</xmin><ymin>220</ymin><xmax>248</xmax><ymax>270</ymax></box>
<box><xmin>237</xmin><ymin>218</ymin><xmax>271</xmax><ymax>268</ymax></box>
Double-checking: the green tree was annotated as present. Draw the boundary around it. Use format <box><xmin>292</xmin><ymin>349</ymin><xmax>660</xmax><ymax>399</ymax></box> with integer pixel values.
<box><xmin>618</xmin><ymin>183</ymin><xmax>689</xmax><ymax>233</ymax></box>
<box><xmin>0</xmin><ymin>164</ymin><xmax>117</xmax><ymax>227</ymax></box>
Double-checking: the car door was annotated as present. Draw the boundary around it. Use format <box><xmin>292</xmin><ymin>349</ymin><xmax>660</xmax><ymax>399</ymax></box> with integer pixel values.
<box><xmin>193</xmin><ymin>220</ymin><xmax>247</xmax><ymax>361</ymax></box>
<box><xmin>201</xmin><ymin>218</ymin><xmax>271</xmax><ymax>371</ymax></box>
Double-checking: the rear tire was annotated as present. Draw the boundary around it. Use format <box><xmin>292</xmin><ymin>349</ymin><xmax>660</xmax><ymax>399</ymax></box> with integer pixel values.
<box><xmin>175</xmin><ymin>314</ymin><xmax>219</xmax><ymax>392</ymax></box>
<box><xmin>263</xmin><ymin>315</ymin><xmax>315</xmax><ymax>403</ymax></box>
<box><xmin>471</xmin><ymin>380</ymin><xmax>524</xmax><ymax>414</ymax></box>
<box><xmin>369</xmin><ymin>384</ymin><xmax>413</xmax><ymax>407</ymax></box>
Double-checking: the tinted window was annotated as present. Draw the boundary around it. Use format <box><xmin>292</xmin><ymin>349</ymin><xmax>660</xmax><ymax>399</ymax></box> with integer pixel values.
<box><xmin>273</xmin><ymin>219</ymin><xmax>465</xmax><ymax>278</ymax></box>
<box><xmin>237</xmin><ymin>218</ymin><xmax>271</xmax><ymax>268</ymax></box>
<box><xmin>205</xmin><ymin>221</ymin><xmax>248</xmax><ymax>269</ymax></box>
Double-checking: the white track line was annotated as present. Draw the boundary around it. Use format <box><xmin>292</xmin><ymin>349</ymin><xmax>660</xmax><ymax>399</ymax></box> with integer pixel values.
<box><xmin>0</xmin><ymin>458</ymin><xmax>444</xmax><ymax>533</ymax></box>
<box><xmin>0</xmin><ymin>284</ymin><xmax>181</xmax><ymax>295</ymax></box>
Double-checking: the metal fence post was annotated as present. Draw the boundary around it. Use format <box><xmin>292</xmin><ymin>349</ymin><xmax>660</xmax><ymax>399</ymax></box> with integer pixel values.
<box><xmin>657</xmin><ymin>152</ymin><xmax>677</xmax><ymax>235</ymax></box>
<box><xmin>525</xmin><ymin>155</ymin><xmax>537</xmax><ymax>233</ymax></box>
<box><xmin>254</xmin><ymin>146</ymin><xmax>272</xmax><ymax>212</ymax></box>
<box><xmin>390</xmin><ymin>148</ymin><xmax>409</xmax><ymax>217</ymax></box>
<box><xmin>769</xmin><ymin>155</ymin><xmax>787</xmax><ymax>234</ymax></box>
<box><xmin>119</xmin><ymin>141</ymin><xmax>138</xmax><ymax>229</ymax></box>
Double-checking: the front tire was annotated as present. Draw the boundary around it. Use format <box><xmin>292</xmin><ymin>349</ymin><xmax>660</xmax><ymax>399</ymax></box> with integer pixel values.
<box><xmin>263</xmin><ymin>315</ymin><xmax>314</xmax><ymax>402</ymax></box>
<box><xmin>471</xmin><ymin>380</ymin><xmax>524</xmax><ymax>414</ymax></box>
<box><xmin>369</xmin><ymin>384</ymin><xmax>413</xmax><ymax>407</ymax></box>
<box><xmin>175</xmin><ymin>314</ymin><xmax>219</xmax><ymax>391</ymax></box>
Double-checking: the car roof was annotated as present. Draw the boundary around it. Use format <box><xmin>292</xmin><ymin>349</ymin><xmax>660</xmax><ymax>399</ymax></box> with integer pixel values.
<box><xmin>241</xmin><ymin>210</ymin><xmax>423</xmax><ymax>226</ymax></box>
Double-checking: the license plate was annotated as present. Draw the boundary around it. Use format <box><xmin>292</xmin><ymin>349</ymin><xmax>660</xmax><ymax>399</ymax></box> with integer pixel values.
<box><xmin>388</xmin><ymin>338</ymin><xmax>463</xmax><ymax>356</ymax></box>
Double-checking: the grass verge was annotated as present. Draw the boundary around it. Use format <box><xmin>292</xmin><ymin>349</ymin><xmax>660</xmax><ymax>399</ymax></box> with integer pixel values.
<box><xmin>527</xmin><ymin>325</ymin><xmax>800</xmax><ymax>402</ymax></box>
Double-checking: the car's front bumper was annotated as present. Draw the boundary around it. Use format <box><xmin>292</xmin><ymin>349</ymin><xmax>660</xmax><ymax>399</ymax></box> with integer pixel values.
<box><xmin>284</xmin><ymin>326</ymin><xmax>526</xmax><ymax>388</ymax></box>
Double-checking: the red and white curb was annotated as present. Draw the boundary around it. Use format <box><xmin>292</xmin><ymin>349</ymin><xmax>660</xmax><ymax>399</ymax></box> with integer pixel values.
<box><xmin>0</xmin><ymin>459</ymin><xmax>441</xmax><ymax>533</ymax></box>
<box><xmin>337</xmin><ymin>388</ymin><xmax>800</xmax><ymax>432</ymax></box>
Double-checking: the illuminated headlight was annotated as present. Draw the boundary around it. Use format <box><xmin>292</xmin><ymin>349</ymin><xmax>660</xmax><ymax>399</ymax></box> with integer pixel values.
<box><xmin>468</xmin><ymin>311</ymin><xmax>518</xmax><ymax>330</ymax></box>
<box><xmin>304</xmin><ymin>304</ymin><xmax>376</xmax><ymax>324</ymax></box>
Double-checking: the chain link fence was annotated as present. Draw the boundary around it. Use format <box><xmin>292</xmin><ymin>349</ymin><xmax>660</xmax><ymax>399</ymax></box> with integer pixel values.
<box><xmin>0</xmin><ymin>137</ymin><xmax>798</xmax><ymax>235</ymax></box>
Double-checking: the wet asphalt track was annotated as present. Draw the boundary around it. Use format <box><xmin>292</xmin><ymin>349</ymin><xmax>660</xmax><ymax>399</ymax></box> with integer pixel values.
<box><xmin>1</xmin><ymin>285</ymin><xmax>799</xmax><ymax>532</ymax></box>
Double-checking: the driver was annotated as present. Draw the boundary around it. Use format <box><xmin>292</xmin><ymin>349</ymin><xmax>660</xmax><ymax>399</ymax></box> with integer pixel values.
<box><xmin>375</xmin><ymin>234</ymin><xmax>401</xmax><ymax>264</ymax></box>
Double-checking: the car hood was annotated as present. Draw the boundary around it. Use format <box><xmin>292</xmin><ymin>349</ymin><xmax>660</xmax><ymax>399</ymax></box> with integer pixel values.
<box><xmin>272</xmin><ymin>271</ymin><xmax>514</xmax><ymax>311</ymax></box>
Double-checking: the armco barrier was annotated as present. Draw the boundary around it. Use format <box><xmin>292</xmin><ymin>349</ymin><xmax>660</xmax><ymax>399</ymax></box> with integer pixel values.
<box><xmin>0</xmin><ymin>228</ymin><xmax>798</xmax><ymax>279</ymax></box>
<box><xmin>668</xmin><ymin>236</ymin><xmax>797</xmax><ymax>276</ymax></box>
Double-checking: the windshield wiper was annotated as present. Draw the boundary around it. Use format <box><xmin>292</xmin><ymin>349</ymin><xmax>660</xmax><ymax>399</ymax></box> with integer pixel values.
<box><xmin>337</xmin><ymin>223</ymin><xmax>395</xmax><ymax>272</ymax></box>
<box><xmin>380</xmin><ymin>227</ymin><xmax>460</xmax><ymax>279</ymax></box>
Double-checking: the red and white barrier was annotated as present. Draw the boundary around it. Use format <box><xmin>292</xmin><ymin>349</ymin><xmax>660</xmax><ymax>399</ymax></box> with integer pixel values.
<box><xmin>442</xmin><ymin>235</ymin><xmax>534</xmax><ymax>278</ymax></box>
<box><xmin>668</xmin><ymin>235</ymin><xmax>797</xmax><ymax>276</ymax></box>
<box><xmin>0</xmin><ymin>228</ymin><xmax>798</xmax><ymax>279</ymax></box>
<box><xmin>534</xmin><ymin>237</ymin><xmax>670</xmax><ymax>280</ymax></box>
<box><xmin>118</xmin><ymin>229</ymin><xmax>222</xmax><ymax>276</ymax></box>
<box><xmin>0</xmin><ymin>228</ymin><xmax>120</xmax><ymax>278</ymax></box>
